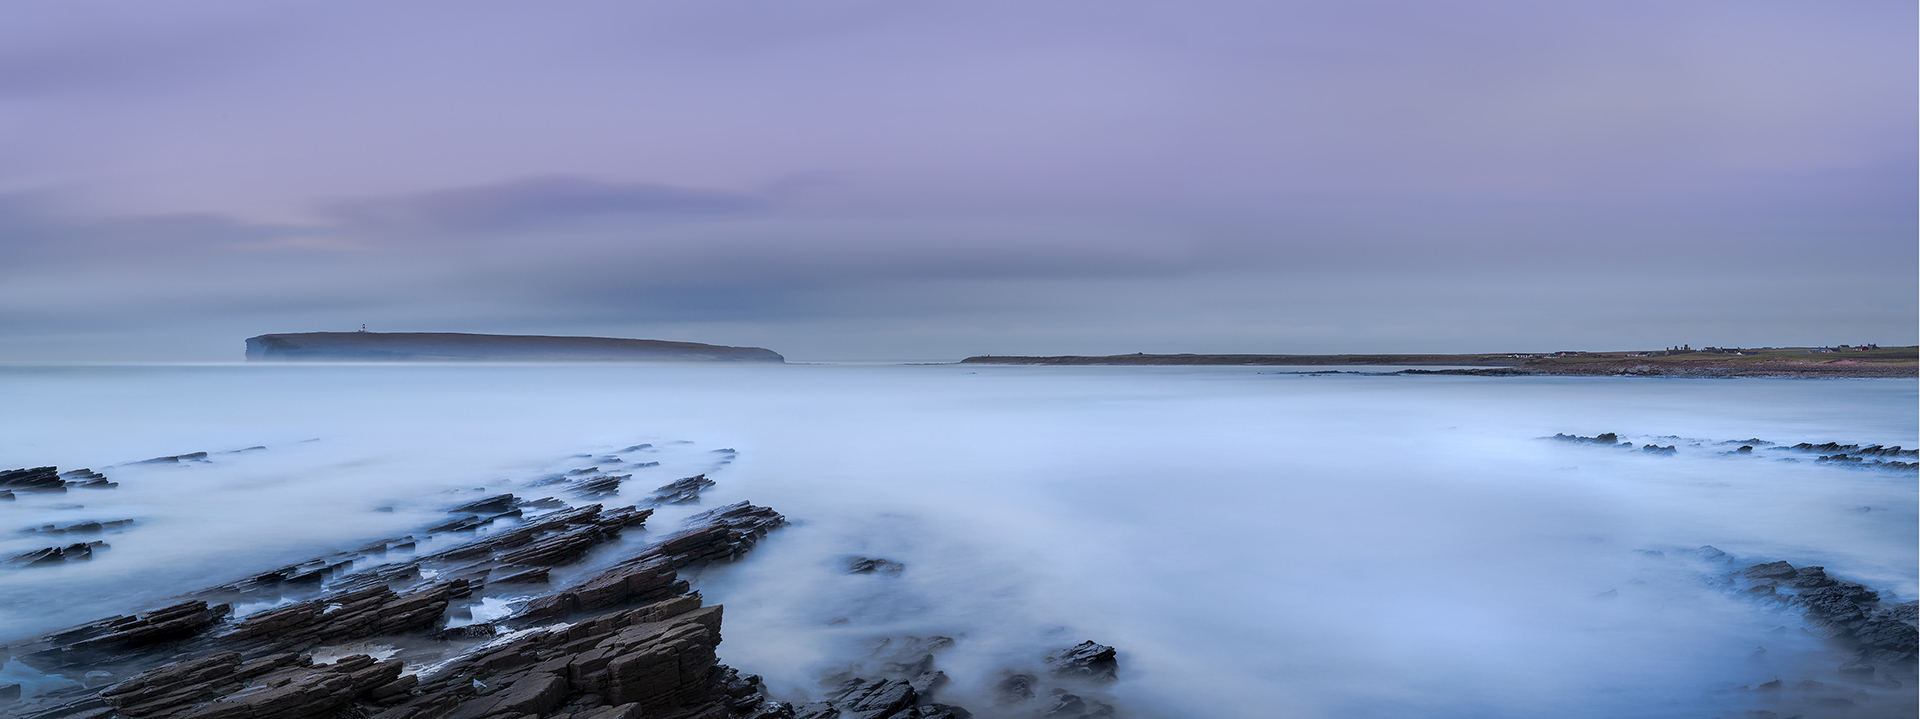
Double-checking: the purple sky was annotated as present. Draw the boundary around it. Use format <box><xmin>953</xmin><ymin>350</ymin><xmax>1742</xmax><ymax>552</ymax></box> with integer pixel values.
<box><xmin>2</xmin><ymin>0</ymin><xmax>1913</xmax><ymax>360</ymax></box>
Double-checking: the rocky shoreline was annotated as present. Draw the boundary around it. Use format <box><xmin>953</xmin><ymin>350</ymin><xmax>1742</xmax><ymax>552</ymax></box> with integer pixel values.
<box><xmin>5</xmin><ymin>427</ymin><xmax>1916</xmax><ymax>718</ymax></box>
<box><xmin>0</xmin><ymin>451</ymin><xmax>1126</xmax><ymax>719</ymax></box>
<box><xmin>1546</xmin><ymin>431</ymin><xmax>1919</xmax><ymax>471</ymax></box>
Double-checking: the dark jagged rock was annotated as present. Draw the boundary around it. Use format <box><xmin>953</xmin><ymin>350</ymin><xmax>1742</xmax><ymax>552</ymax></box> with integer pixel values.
<box><xmin>134</xmin><ymin>452</ymin><xmax>210</xmax><ymax>465</ymax></box>
<box><xmin>1044</xmin><ymin>641</ymin><xmax>1118</xmax><ymax>682</ymax></box>
<box><xmin>845</xmin><ymin>557</ymin><xmax>905</xmax><ymax>575</ymax></box>
<box><xmin>817</xmin><ymin>635</ymin><xmax>955</xmax><ymax>707</ymax></box>
<box><xmin>1</xmin><ymin>467</ymin><xmax>67</xmax><ymax>493</ymax></box>
<box><xmin>58</xmin><ymin>469</ymin><xmax>117</xmax><ymax>489</ymax></box>
<box><xmin>0</xmin><ymin>495</ymin><xmax>803</xmax><ymax>719</ymax></box>
<box><xmin>648</xmin><ymin>474</ymin><xmax>716</xmax><ymax>505</ymax></box>
<box><xmin>1642</xmin><ymin>444</ymin><xmax>1677</xmax><ymax>455</ymax></box>
<box><xmin>572</xmin><ymin>474</ymin><xmax>630</xmax><ymax>498</ymax></box>
<box><xmin>1733</xmin><ymin>561</ymin><xmax>1917</xmax><ymax>670</ymax></box>
<box><xmin>1790</xmin><ymin>442</ymin><xmax>1861</xmax><ymax>454</ymax></box>
<box><xmin>447</xmin><ymin>493</ymin><xmax>518</xmax><ymax>515</ymax></box>
<box><xmin>1855</xmin><ymin>445</ymin><xmax>1919</xmax><ymax>457</ymax></box>
<box><xmin>806</xmin><ymin>677</ymin><xmax>969</xmax><ymax>719</ymax></box>
<box><xmin>9</xmin><ymin>541</ymin><xmax>108</xmax><ymax>567</ymax></box>
<box><xmin>620</xmin><ymin>444</ymin><xmax>654</xmax><ymax>452</ymax></box>
<box><xmin>1550</xmin><ymin>432</ymin><xmax>1619</xmax><ymax>445</ymax></box>
<box><xmin>522</xmin><ymin>503</ymin><xmax>784</xmax><ymax>622</ymax></box>
<box><xmin>17</xmin><ymin>600</ymin><xmax>232</xmax><ymax>670</ymax></box>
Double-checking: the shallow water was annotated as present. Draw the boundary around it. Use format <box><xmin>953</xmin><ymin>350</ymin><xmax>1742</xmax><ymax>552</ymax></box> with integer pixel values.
<box><xmin>0</xmin><ymin>364</ymin><xmax>1913</xmax><ymax>718</ymax></box>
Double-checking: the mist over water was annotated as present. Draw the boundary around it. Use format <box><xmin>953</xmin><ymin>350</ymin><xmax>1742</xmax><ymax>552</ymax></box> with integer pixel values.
<box><xmin>0</xmin><ymin>364</ymin><xmax>1912</xmax><ymax>718</ymax></box>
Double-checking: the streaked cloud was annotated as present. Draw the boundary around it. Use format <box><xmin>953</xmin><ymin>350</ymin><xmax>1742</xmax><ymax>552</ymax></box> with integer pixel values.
<box><xmin>0</xmin><ymin>0</ymin><xmax>1911</xmax><ymax>360</ymax></box>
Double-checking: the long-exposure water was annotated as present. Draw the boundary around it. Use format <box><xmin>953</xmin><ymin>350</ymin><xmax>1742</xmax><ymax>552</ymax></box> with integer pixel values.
<box><xmin>0</xmin><ymin>363</ymin><xmax>1912</xmax><ymax>718</ymax></box>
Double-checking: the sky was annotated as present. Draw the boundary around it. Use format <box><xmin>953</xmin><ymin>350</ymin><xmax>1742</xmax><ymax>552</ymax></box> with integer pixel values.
<box><xmin>0</xmin><ymin>0</ymin><xmax>1913</xmax><ymax>361</ymax></box>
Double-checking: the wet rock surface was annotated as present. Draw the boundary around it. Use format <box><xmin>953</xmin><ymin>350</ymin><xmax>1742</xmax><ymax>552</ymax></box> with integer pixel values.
<box><xmin>2</xmin><ymin>468</ymin><xmax>72</xmax><ymax>494</ymax></box>
<box><xmin>9</xmin><ymin>541</ymin><xmax>109</xmax><ymax>567</ymax></box>
<box><xmin>1732</xmin><ymin>561</ymin><xmax>1917</xmax><ymax>668</ymax></box>
<box><xmin>3</xmin><ymin>466</ymin><xmax>122</xmax><ymax>496</ymax></box>
<box><xmin>571</xmin><ymin>475</ymin><xmax>628</xmax><ymax>499</ymax></box>
<box><xmin>134</xmin><ymin>453</ymin><xmax>210</xmax><ymax>465</ymax></box>
<box><xmin>646</xmin><ymin>476</ymin><xmax>716</xmax><ymax>506</ymax></box>
<box><xmin>0</xmin><ymin>493</ymin><xmax>795</xmax><ymax>719</ymax></box>
<box><xmin>1666</xmin><ymin>551</ymin><xmax>1920</xmax><ymax>717</ymax></box>
<box><xmin>0</xmin><ymin>443</ymin><xmax>1104</xmax><ymax>719</ymax></box>
<box><xmin>1043</xmin><ymin>642</ymin><xmax>1118</xmax><ymax>683</ymax></box>
<box><xmin>1546</xmin><ymin>433</ymin><xmax>1920</xmax><ymax>471</ymax></box>
<box><xmin>1550</xmin><ymin>432</ymin><xmax>1620</xmax><ymax>445</ymax></box>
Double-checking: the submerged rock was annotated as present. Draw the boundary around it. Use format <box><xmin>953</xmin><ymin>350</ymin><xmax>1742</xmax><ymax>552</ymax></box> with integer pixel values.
<box><xmin>996</xmin><ymin>673</ymin><xmax>1037</xmax><ymax>704</ymax></box>
<box><xmin>21</xmin><ymin>519</ymin><xmax>135</xmax><ymax>535</ymax></box>
<box><xmin>133</xmin><ymin>452</ymin><xmax>210</xmax><ymax>464</ymax></box>
<box><xmin>845</xmin><ymin>557</ymin><xmax>906</xmax><ymax>575</ymax></box>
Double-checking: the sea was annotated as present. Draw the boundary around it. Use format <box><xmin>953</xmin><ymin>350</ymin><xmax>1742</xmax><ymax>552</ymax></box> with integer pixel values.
<box><xmin>0</xmin><ymin>362</ymin><xmax>1913</xmax><ymax>718</ymax></box>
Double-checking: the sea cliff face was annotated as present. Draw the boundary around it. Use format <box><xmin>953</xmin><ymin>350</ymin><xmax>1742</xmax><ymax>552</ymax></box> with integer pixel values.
<box><xmin>244</xmin><ymin>333</ymin><xmax>784</xmax><ymax>363</ymax></box>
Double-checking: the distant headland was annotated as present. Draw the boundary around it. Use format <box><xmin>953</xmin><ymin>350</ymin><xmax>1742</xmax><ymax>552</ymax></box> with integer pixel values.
<box><xmin>245</xmin><ymin>332</ymin><xmax>784</xmax><ymax>363</ymax></box>
<box><xmin>961</xmin><ymin>345</ymin><xmax>1918</xmax><ymax>377</ymax></box>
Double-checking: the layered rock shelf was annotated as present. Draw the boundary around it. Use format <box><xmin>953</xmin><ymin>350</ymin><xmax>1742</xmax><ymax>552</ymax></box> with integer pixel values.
<box><xmin>0</xmin><ymin>497</ymin><xmax>812</xmax><ymax>719</ymax></box>
<box><xmin>0</xmin><ymin>444</ymin><xmax>1042</xmax><ymax>719</ymax></box>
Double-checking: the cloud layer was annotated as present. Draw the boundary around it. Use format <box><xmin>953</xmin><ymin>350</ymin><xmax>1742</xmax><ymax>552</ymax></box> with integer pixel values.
<box><xmin>0</xmin><ymin>0</ymin><xmax>1912</xmax><ymax>360</ymax></box>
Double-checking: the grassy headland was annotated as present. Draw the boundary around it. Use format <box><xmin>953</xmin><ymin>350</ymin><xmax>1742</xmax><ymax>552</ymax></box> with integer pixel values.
<box><xmin>959</xmin><ymin>347</ymin><xmax>1919</xmax><ymax>377</ymax></box>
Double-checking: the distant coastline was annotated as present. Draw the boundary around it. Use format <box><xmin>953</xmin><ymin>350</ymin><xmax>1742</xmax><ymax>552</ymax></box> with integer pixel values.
<box><xmin>960</xmin><ymin>347</ymin><xmax>1919</xmax><ymax>378</ymax></box>
<box><xmin>245</xmin><ymin>332</ymin><xmax>784</xmax><ymax>363</ymax></box>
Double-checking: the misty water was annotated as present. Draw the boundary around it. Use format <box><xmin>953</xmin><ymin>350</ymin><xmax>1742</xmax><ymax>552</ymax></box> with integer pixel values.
<box><xmin>0</xmin><ymin>363</ymin><xmax>1913</xmax><ymax>718</ymax></box>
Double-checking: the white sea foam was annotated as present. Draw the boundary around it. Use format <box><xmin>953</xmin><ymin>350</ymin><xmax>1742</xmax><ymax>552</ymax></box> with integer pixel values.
<box><xmin>0</xmin><ymin>363</ymin><xmax>1912</xmax><ymax>718</ymax></box>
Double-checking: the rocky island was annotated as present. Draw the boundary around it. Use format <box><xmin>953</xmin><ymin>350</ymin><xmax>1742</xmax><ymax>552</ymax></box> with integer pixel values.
<box><xmin>245</xmin><ymin>333</ymin><xmax>784</xmax><ymax>363</ymax></box>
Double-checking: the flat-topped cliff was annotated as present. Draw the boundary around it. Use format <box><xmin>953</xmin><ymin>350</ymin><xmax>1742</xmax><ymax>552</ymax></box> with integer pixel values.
<box><xmin>245</xmin><ymin>332</ymin><xmax>784</xmax><ymax>362</ymax></box>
